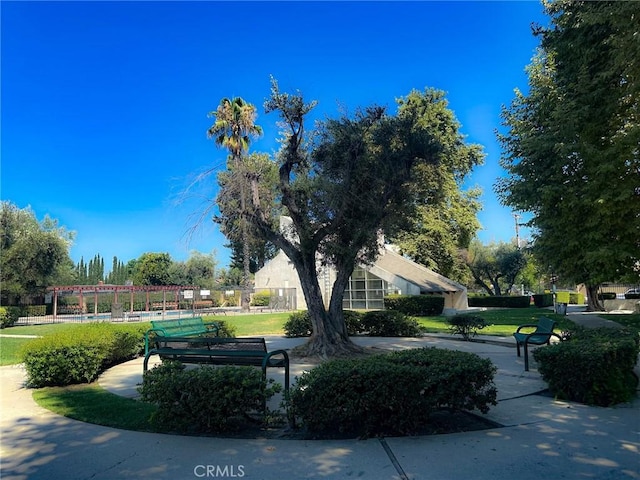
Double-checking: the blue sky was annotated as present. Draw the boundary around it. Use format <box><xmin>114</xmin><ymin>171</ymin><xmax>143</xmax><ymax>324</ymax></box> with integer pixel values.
<box><xmin>2</xmin><ymin>1</ymin><xmax>545</xmax><ymax>269</ymax></box>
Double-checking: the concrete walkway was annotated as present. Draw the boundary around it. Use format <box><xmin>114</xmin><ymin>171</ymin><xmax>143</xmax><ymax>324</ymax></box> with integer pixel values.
<box><xmin>1</xmin><ymin>312</ymin><xmax>639</xmax><ymax>479</ymax></box>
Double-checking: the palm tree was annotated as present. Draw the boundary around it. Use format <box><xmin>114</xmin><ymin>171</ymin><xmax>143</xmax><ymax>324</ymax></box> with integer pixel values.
<box><xmin>208</xmin><ymin>97</ymin><xmax>262</xmax><ymax>311</ymax></box>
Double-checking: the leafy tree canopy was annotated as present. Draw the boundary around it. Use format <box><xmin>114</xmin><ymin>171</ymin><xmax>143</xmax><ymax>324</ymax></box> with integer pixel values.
<box><xmin>496</xmin><ymin>1</ymin><xmax>640</xmax><ymax>308</ymax></box>
<box><xmin>0</xmin><ymin>201</ymin><xmax>75</xmax><ymax>299</ymax></box>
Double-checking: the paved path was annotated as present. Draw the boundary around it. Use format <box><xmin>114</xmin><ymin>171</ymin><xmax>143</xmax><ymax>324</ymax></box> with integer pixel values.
<box><xmin>1</xmin><ymin>315</ymin><xmax>639</xmax><ymax>479</ymax></box>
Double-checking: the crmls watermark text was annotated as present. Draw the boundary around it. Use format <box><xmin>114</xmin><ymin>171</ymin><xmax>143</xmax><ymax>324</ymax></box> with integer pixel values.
<box><xmin>193</xmin><ymin>465</ymin><xmax>245</xmax><ymax>478</ymax></box>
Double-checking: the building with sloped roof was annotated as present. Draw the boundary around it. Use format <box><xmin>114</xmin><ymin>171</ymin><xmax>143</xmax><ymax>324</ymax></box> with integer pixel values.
<box><xmin>254</xmin><ymin>243</ymin><xmax>468</xmax><ymax>314</ymax></box>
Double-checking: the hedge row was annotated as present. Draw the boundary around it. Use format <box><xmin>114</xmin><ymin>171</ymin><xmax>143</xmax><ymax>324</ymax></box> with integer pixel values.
<box><xmin>283</xmin><ymin>310</ymin><xmax>422</xmax><ymax>338</ymax></box>
<box><xmin>384</xmin><ymin>295</ymin><xmax>444</xmax><ymax>316</ymax></box>
<box><xmin>139</xmin><ymin>361</ymin><xmax>281</xmax><ymax>433</ymax></box>
<box><xmin>468</xmin><ymin>296</ymin><xmax>530</xmax><ymax>308</ymax></box>
<box><xmin>21</xmin><ymin>323</ymin><xmax>149</xmax><ymax>387</ymax></box>
<box><xmin>290</xmin><ymin>348</ymin><xmax>497</xmax><ymax>437</ymax></box>
<box><xmin>534</xmin><ymin>327</ymin><xmax>639</xmax><ymax>406</ymax></box>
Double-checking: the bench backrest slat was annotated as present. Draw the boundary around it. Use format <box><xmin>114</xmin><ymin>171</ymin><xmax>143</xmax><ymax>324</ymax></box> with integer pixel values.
<box><xmin>151</xmin><ymin>317</ymin><xmax>207</xmax><ymax>337</ymax></box>
<box><xmin>534</xmin><ymin>317</ymin><xmax>556</xmax><ymax>334</ymax></box>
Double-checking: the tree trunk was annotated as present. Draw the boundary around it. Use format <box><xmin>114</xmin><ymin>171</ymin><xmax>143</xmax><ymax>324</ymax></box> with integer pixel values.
<box><xmin>586</xmin><ymin>283</ymin><xmax>604</xmax><ymax>312</ymax></box>
<box><xmin>291</xmin><ymin>255</ymin><xmax>362</xmax><ymax>358</ymax></box>
<box><xmin>239</xmin><ymin>164</ymin><xmax>250</xmax><ymax>312</ymax></box>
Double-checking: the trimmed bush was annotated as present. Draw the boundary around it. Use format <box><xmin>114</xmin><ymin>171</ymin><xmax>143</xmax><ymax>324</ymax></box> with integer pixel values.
<box><xmin>284</xmin><ymin>311</ymin><xmax>312</xmax><ymax>337</ymax></box>
<box><xmin>343</xmin><ymin>310</ymin><xmax>364</xmax><ymax>335</ymax></box>
<box><xmin>468</xmin><ymin>296</ymin><xmax>530</xmax><ymax>308</ymax></box>
<box><xmin>139</xmin><ymin>362</ymin><xmax>281</xmax><ymax>433</ymax></box>
<box><xmin>569</xmin><ymin>292</ymin><xmax>585</xmax><ymax>304</ymax></box>
<box><xmin>21</xmin><ymin>323</ymin><xmax>147</xmax><ymax>387</ymax></box>
<box><xmin>447</xmin><ymin>315</ymin><xmax>487</xmax><ymax>340</ymax></box>
<box><xmin>384</xmin><ymin>294</ymin><xmax>444</xmax><ymax>316</ymax></box>
<box><xmin>361</xmin><ymin>310</ymin><xmax>422</xmax><ymax>337</ymax></box>
<box><xmin>555</xmin><ymin>291</ymin><xmax>570</xmax><ymax>304</ymax></box>
<box><xmin>251</xmin><ymin>292</ymin><xmax>271</xmax><ymax>307</ymax></box>
<box><xmin>0</xmin><ymin>306</ymin><xmax>20</xmax><ymax>328</ymax></box>
<box><xmin>598</xmin><ymin>292</ymin><xmax>617</xmax><ymax>300</ymax></box>
<box><xmin>534</xmin><ymin>327</ymin><xmax>639</xmax><ymax>406</ymax></box>
<box><xmin>284</xmin><ymin>311</ymin><xmax>365</xmax><ymax>337</ymax></box>
<box><xmin>625</xmin><ymin>292</ymin><xmax>640</xmax><ymax>300</ymax></box>
<box><xmin>533</xmin><ymin>293</ymin><xmax>554</xmax><ymax>308</ymax></box>
<box><xmin>290</xmin><ymin>348</ymin><xmax>497</xmax><ymax>437</ymax></box>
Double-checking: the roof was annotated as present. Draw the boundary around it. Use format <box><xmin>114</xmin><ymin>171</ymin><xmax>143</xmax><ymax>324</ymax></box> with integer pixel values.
<box><xmin>372</xmin><ymin>246</ymin><xmax>466</xmax><ymax>294</ymax></box>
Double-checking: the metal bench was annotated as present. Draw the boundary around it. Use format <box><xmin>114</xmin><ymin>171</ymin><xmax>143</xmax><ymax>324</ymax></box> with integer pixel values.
<box><xmin>143</xmin><ymin>336</ymin><xmax>290</xmax><ymax>394</ymax></box>
<box><xmin>144</xmin><ymin>317</ymin><xmax>219</xmax><ymax>356</ymax></box>
<box><xmin>513</xmin><ymin>316</ymin><xmax>562</xmax><ymax>371</ymax></box>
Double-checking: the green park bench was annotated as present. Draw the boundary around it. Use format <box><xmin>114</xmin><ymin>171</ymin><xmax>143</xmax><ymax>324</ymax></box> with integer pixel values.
<box><xmin>513</xmin><ymin>316</ymin><xmax>562</xmax><ymax>371</ymax></box>
<box><xmin>144</xmin><ymin>317</ymin><xmax>219</xmax><ymax>356</ymax></box>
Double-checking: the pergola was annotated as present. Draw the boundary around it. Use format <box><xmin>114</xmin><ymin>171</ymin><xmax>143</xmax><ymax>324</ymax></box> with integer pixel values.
<box><xmin>47</xmin><ymin>284</ymin><xmax>198</xmax><ymax>319</ymax></box>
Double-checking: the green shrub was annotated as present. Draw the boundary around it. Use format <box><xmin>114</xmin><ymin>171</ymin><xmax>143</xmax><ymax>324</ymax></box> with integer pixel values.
<box><xmin>139</xmin><ymin>362</ymin><xmax>281</xmax><ymax>433</ymax></box>
<box><xmin>598</xmin><ymin>292</ymin><xmax>617</xmax><ymax>300</ymax></box>
<box><xmin>447</xmin><ymin>315</ymin><xmax>487</xmax><ymax>340</ymax></box>
<box><xmin>0</xmin><ymin>306</ymin><xmax>20</xmax><ymax>328</ymax></box>
<box><xmin>569</xmin><ymin>292</ymin><xmax>585</xmax><ymax>304</ymax></box>
<box><xmin>284</xmin><ymin>311</ymin><xmax>312</xmax><ymax>337</ymax></box>
<box><xmin>534</xmin><ymin>327</ymin><xmax>639</xmax><ymax>406</ymax></box>
<box><xmin>21</xmin><ymin>323</ymin><xmax>147</xmax><ymax>387</ymax></box>
<box><xmin>343</xmin><ymin>310</ymin><xmax>364</xmax><ymax>335</ymax></box>
<box><xmin>468</xmin><ymin>296</ymin><xmax>530</xmax><ymax>308</ymax></box>
<box><xmin>290</xmin><ymin>348</ymin><xmax>497</xmax><ymax>437</ymax></box>
<box><xmin>555</xmin><ymin>291</ymin><xmax>570</xmax><ymax>304</ymax></box>
<box><xmin>251</xmin><ymin>292</ymin><xmax>271</xmax><ymax>307</ymax></box>
<box><xmin>533</xmin><ymin>293</ymin><xmax>554</xmax><ymax>308</ymax></box>
<box><xmin>361</xmin><ymin>310</ymin><xmax>422</xmax><ymax>337</ymax></box>
<box><xmin>204</xmin><ymin>319</ymin><xmax>237</xmax><ymax>338</ymax></box>
<box><xmin>625</xmin><ymin>292</ymin><xmax>640</xmax><ymax>300</ymax></box>
<box><xmin>384</xmin><ymin>295</ymin><xmax>444</xmax><ymax>316</ymax></box>
<box><xmin>284</xmin><ymin>311</ymin><xmax>365</xmax><ymax>337</ymax></box>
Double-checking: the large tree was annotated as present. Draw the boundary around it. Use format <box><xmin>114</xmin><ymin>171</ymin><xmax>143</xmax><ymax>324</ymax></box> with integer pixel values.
<box><xmin>208</xmin><ymin>97</ymin><xmax>263</xmax><ymax>311</ymax></box>
<box><xmin>0</xmin><ymin>201</ymin><xmax>75</xmax><ymax>301</ymax></box>
<box><xmin>464</xmin><ymin>240</ymin><xmax>528</xmax><ymax>296</ymax></box>
<box><xmin>216</xmin><ymin>152</ymin><xmax>279</xmax><ymax>275</ymax></box>
<box><xmin>496</xmin><ymin>1</ymin><xmax>640</xmax><ymax>310</ymax></box>
<box><xmin>223</xmin><ymin>79</ymin><xmax>482</xmax><ymax>357</ymax></box>
<box><xmin>389</xmin><ymin>90</ymin><xmax>483</xmax><ymax>282</ymax></box>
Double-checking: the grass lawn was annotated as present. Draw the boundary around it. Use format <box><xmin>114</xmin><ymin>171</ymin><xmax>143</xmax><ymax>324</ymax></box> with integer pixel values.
<box><xmin>601</xmin><ymin>313</ymin><xmax>640</xmax><ymax>330</ymax></box>
<box><xmin>204</xmin><ymin>312</ymin><xmax>289</xmax><ymax>336</ymax></box>
<box><xmin>33</xmin><ymin>384</ymin><xmax>158</xmax><ymax>432</ymax></box>
<box><xmin>416</xmin><ymin>308</ymin><xmax>576</xmax><ymax>337</ymax></box>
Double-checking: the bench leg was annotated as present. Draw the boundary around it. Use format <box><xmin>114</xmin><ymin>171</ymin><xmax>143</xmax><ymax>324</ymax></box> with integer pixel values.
<box><xmin>524</xmin><ymin>342</ymin><xmax>529</xmax><ymax>371</ymax></box>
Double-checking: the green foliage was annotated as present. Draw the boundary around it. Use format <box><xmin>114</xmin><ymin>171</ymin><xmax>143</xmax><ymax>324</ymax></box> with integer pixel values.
<box><xmin>0</xmin><ymin>201</ymin><xmax>75</xmax><ymax>299</ymax></box>
<box><xmin>290</xmin><ymin>348</ymin><xmax>497</xmax><ymax>437</ymax></box>
<box><xmin>0</xmin><ymin>306</ymin><xmax>20</xmax><ymax>328</ymax></box>
<box><xmin>534</xmin><ymin>327</ymin><xmax>640</xmax><ymax>406</ymax></box>
<box><xmin>284</xmin><ymin>311</ymin><xmax>312</xmax><ymax>337</ymax></box>
<box><xmin>360</xmin><ymin>310</ymin><xmax>422</xmax><ymax>337</ymax></box>
<box><xmin>139</xmin><ymin>362</ymin><xmax>280</xmax><ymax>433</ymax></box>
<box><xmin>533</xmin><ymin>293</ymin><xmax>554</xmax><ymax>308</ymax></box>
<box><xmin>251</xmin><ymin>292</ymin><xmax>271</xmax><ymax>307</ymax></box>
<box><xmin>569</xmin><ymin>292</ymin><xmax>584</xmax><ymax>304</ymax></box>
<box><xmin>468</xmin><ymin>296</ymin><xmax>530</xmax><ymax>308</ymax></box>
<box><xmin>384</xmin><ymin>294</ymin><xmax>444</xmax><ymax>316</ymax></box>
<box><xmin>599</xmin><ymin>292</ymin><xmax>617</xmax><ymax>300</ymax></box>
<box><xmin>343</xmin><ymin>310</ymin><xmax>364</xmax><ymax>335</ymax></box>
<box><xmin>497</xmin><ymin>2</ymin><xmax>640</xmax><ymax>293</ymax></box>
<box><xmin>133</xmin><ymin>252</ymin><xmax>173</xmax><ymax>286</ymax></box>
<box><xmin>21</xmin><ymin>323</ymin><xmax>147</xmax><ymax>387</ymax></box>
<box><xmin>465</xmin><ymin>240</ymin><xmax>527</xmax><ymax>296</ymax></box>
<box><xmin>205</xmin><ymin>319</ymin><xmax>237</xmax><ymax>338</ymax></box>
<box><xmin>447</xmin><ymin>315</ymin><xmax>487</xmax><ymax>340</ymax></box>
<box><xmin>555</xmin><ymin>291</ymin><xmax>570</xmax><ymax>304</ymax></box>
